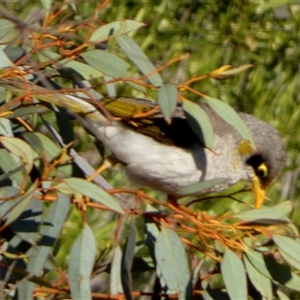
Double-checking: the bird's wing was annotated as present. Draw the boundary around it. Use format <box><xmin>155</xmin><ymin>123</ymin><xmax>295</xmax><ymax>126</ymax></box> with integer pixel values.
<box><xmin>100</xmin><ymin>97</ymin><xmax>200</xmax><ymax>147</ymax></box>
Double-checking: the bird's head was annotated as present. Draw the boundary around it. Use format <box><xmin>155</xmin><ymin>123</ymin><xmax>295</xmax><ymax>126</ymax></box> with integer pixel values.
<box><xmin>239</xmin><ymin>113</ymin><xmax>285</xmax><ymax>208</ymax></box>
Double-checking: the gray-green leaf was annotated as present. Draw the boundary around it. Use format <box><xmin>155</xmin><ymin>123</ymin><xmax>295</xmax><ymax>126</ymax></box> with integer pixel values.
<box><xmin>182</xmin><ymin>99</ymin><xmax>214</xmax><ymax>149</ymax></box>
<box><xmin>155</xmin><ymin>227</ymin><xmax>192</xmax><ymax>299</ymax></box>
<box><xmin>221</xmin><ymin>247</ymin><xmax>247</xmax><ymax>300</ymax></box>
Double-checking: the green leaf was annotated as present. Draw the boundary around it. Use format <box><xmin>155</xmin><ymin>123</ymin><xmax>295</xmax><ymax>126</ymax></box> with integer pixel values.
<box><xmin>0</xmin><ymin>47</ymin><xmax>14</xmax><ymax>67</ymax></box>
<box><xmin>110</xmin><ymin>246</ymin><xmax>123</xmax><ymax>295</ymax></box>
<box><xmin>279</xmin><ymin>249</ymin><xmax>300</xmax><ymax>272</ymax></box>
<box><xmin>104</xmin><ymin>75</ymin><xmax>117</xmax><ymax>97</ymax></box>
<box><xmin>40</xmin><ymin>0</ymin><xmax>52</xmax><ymax>12</ymax></box>
<box><xmin>60</xmin><ymin>60</ymin><xmax>103</xmax><ymax>79</ymax></box>
<box><xmin>0</xmin><ymin>19</ymin><xmax>15</xmax><ymax>39</ymax></box>
<box><xmin>273</xmin><ymin>235</ymin><xmax>300</xmax><ymax>270</ymax></box>
<box><xmin>5</xmin><ymin>46</ymin><xmax>26</xmax><ymax>63</ymax></box>
<box><xmin>55</xmin><ymin>106</ymin><xmax>75</xmax><ymax>145</ymax></box>
<box><xmin>234</xmin><ymin>201</ymin><xmax>293</xmax><ymax>221</ymax></box>
<box><xmin>38</xmin><ymin>50</ymin><xmax>103</xmax><ymax>79</ymax></box>
<box><xmin>238</xmin><ymin>218</ymin><xmax>289</xmax><ymax>226</ymax></box>
<box><xmin>245</xmin><ymin>248</ymin><xmax>271</xmax><ymax>278</ymax></box>
<box><xmin>0</xmin><ymin>186</ymin><xmax>19</xmax><ymax>198</ymax></box>
<box><xmin>157</xmin><ymin>83</ymin><xmax>178</xmax><ymax>123</ymax></box>
<box><xmin>22</xmin><ymin>133</ymin><xmax>44</xmax><ymax>155</ymax></box>
<box><xmin>221</xmin><ymin>248</ymin><xmax>247</xmax><ymax>300</ymax></box>
<box><xmin>121</xmin><ymin>222</ymin><xmax>136</xmax><ymax>300</ymax></box>
<box><xmin>81</xmin><ymin>49</ymin><xmax>131</xmax><ymax>79</ymax></box>
<box><xmin>263</xmin><ymin>254</ymin><xmax>300</xmax><ymax>292</ymax></box>
<box><xmin>145</xmin><ymin>205</ymin><xmax>168</xmax><ymax>289</ymax></box>
<box><xmin>0</xmin><ymin>136</ymin><xmax>35</xmax><ymax>172</ymax></box>
<box><xmin>55</xmin><ymin>177</ymin><xmax>124</xmax><ymax>214</ymax></box>
<box><xmin>155</xmin><ymin>227</ymin><xmax>192</xmax><ymax>299</ymax></box>
<box><xmin>276</xmin><ymin>290</ymin><xmax>290</xmax><ymax>300</ymax></box>
<box><xmin>6</xmin><ymin>106</ymin><xmax>40</xmax><ymax>118</ymax></box>
<box><xmin>182</xmin><ymin>99</ymin><xmax>214</xmax><ymax>149</ymax></box>
<box><xmin>0</xmin><ymin>148</ymin><xmax>24</xmax><ymax>186</ymax></box>
<box><xmin>176</xmin><ymin>178</ymin><xmax>225</xmax><ymax>197</ymax></box>
<box><xmin>18</xmin><ymin>194</ymin><xmax>70</xmax><ymax>299</ymax></box>
<box><xmin>4</xmin><ymin>184</ymin><xmax>36</xmax><ymax>227</ymax></box>
<box><xmin>244</xmin><ymin>255</ymin><xmax>272</xmax><ymax>299</ymax></box>
<box><xmin>116</xmin><ymin>34</ymin><xmax>163</xmax><ymax>87</ymax></box>
<box><xmin>205</xmin><ymin>97</ymin><xmax>255</xmax><ymax>147</ymax></box>
<box><xmin>32</xmin><ymin>132</ymin><xmax>61</xmax><ymax>161</ymax></box>
<box><xmin>89</xmin><ymin>20</ymin><xmax>145</xmax><ymax>42</ymax></box>
<box><xmin>217</xmin><ymin>64</ymin><xmax>253</xmax><ymax>76</ymax></box>
<box><xmin>0</xmin><ymin>117</ymin><xmax>13</xmax><ymax>136</ymax></box>
<box><xmin>0</xmin><ymin>187</ymin><xmax>20</xmax><ymax>221</ymax></box>
<box><xmin>284</xmin><ymin>273</ymin><xmax>300</xmax><ymax>292</ymax></box>
<box><xmin>68</xmin><ymin>224</ymin><xmax>96</xmax><ymax>300</ymax></box>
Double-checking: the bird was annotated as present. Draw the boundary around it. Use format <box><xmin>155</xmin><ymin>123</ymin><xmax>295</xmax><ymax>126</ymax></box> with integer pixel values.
<box><xmin>84</xmin><ymin>97</ymin><xmax>285</xmax><ymax>208</ymax></box>
<box><xmin>0</xmin><ymin>78</ymin><xmax>285</xmax><ymax>208</ymax></box>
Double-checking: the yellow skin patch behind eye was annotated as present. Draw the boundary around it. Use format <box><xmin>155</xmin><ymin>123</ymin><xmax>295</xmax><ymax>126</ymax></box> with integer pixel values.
<box><xmin>232</xmin><ymin>140</ymin><xmax>254</xmax><ymax>170</ymax></box>
<box><xmin>238</xmin><ymin>139</ymin><xmax>254</xmax><ymax>156</ymax></box>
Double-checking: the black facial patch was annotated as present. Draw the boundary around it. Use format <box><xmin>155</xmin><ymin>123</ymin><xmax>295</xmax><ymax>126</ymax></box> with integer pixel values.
<box><xmin>246</xmin><ymin>154</ymin><xmax>269</xmax><ymax>184</ymax></box>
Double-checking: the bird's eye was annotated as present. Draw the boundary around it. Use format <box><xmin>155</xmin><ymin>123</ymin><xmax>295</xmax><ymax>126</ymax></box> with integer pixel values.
<box><xmin>246</xmin><ymin>154</ymin><xmax>269</xmax><ymax>180</ymax></box>
<box><xmin>257</xmin><ymin>163</ymin><xmax>268</xmax><ymax>178</ymax></box>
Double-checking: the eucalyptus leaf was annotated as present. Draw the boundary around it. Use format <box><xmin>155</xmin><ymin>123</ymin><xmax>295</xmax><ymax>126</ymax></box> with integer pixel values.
<box><xmin>0</xmin><ymin>136</ymin><xmax>35</xmax><ymax>172</ymax></box>
<box><xmin>234</xmin><ymin>201</ymin><xmax>293</xmax><ymax>221</ymax></box>
<box><xmin>279</xmin><ymin>249</ymin><xmax>300</xmax><ymax>271</ymax></box>
<box><xmin>238</xmin><ymin>218</ymin><xmax>289</xmax><ymax>226</ymax></box>
<box><xmin>68</xmin><ymin>224</ymin><xmax>96</xmax><ymax>300</ymax></box>
<box><xmin>116</xmin><ymin>34</ymin><xmax>163</xmax><ymax>87</ymax></box>
<box><xmin>221</xmin><ymin>248</ymin><xmax>247</xmax><ymax>300</ymax></box>
<box><xmin>182</xmin><ymin>99</ymin><xmax>214</xmax><ymax>149</ymax></box>
<box><xmin>205</xmin><ymin>97</ymin><xmax>255</xmax><ymax>147</ymax></box>
<box><xmin>0</xmin><ymin>148</ymin><xmax>24</xmax><ymax>186</ymax></box>
<box><xmin>31</xmin><ymin>132</ymin><xmax>61</xmax><ymax>162</ymax></box>
<box><xmin>0</xmin><ymin>117</ymin><xmax>13</xmax><ymax>136</ymax></box>
<box><xmin>0</xmin><ymin>46</ymin><xmax>14</xmax><ymax>68</ymax></box>
<box><xmin>5</xmin><ymin>106</ymin><xmax>41</xmax><ymax>118</ymax></box>
<box><xmin>104</xmin><ymin>75</ymin><xmax>116</xmax><ymax>97</ymax></box>
<box><xmin>90</xmin><ymin>20</ymin><xmax>145</xmax><ymax>42</ymax></box>
<box><xmin>121</xmin><ymin>222</ymin><xmax>136</xmax><ymax>300</ymax></box>
<box><xmin>284</xmin><ymin>273</ymin><xmax>300</xmax><ymax>292</ymax></box>
<box><xmin>55</xmin><ymin>177</ymin><xmax>123</xmax><ymax>213</ymax></box>
<box><xmin>244</xmin><ymin>254</ymin><xmax>272</xmax><ymax>299</ymax></box>
<box><xmin>155</xmin><ymin>227</ymin><xmax>192</xmax><ymax>299</ymax></box>
<box><xmin>273</xmin><ymin>235</ymin><xmax>300</xmax><ymax>270</ymax></box>
<box><xmin>60</xmin><ymin>60</ymin><xmax>103</xmax><ymax>79</ymax></box>
<box><xmin>157</xmin><ymin>83</ymin><xmax>178</xmax><ymax>123</ymax></box>
<box><xmin>4</xmin><ymin>46</ymin><xmax>26</xmax><ymax>63</ymax></box>
<box><xmin>81</xmin><ymin>49</ymin><xmax>131</xmax><ymax>79</ymax></box>
<box><xmin>263</xmin><ymin>254</ymin><xmax>300</xmax><ymax>292</ymax></box>
<box><xmin>245</xmin><ymin>248</ymin><xmax>271</xmax><ymax>278</ymax></box>
<box><xmin>276</xmin><ymin>290</ymin><xmax>290</xmax><ymax>300</ymax></box>
<box><xmin>40</xmin><ymin>0</ymin><xmax>52</xmax><ymax>11</ymax></box>
<box><xmin>110</xmin><ymin>246</ymin><xmax>123</xmax><ymax>294</ymax></box>
<box><xmin>4</xmin><ymin>184</ymin><xmax>36</xmax><ymax>227</ymax></box>
<box><xmin>18</xmin><ymin>194</ymin><xmax>70</xmax><ymax>299</ymax></box>
<box><xmin>38</xmin><ymin>50</ymin><xmax>103</xmax><ymax>79</ymax></box>
<box><xmin>0</xmin><ymin>19</ymin><xmax>15</xmax><ymax>39</ymax></box>
<box><xmin>176</xmin><ymin>178</ymin><xmax>225</xmax><ymax>197</ymax></box>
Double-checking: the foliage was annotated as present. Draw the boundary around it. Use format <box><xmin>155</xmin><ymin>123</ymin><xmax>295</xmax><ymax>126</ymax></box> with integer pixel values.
<box><xmin>0</xmin><ymin>1</ymin><xmax>299</xmax><ymax>299</ymax></box>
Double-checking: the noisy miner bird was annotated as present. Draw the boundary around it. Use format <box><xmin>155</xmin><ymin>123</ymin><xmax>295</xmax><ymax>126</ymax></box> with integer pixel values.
<box><xmin>0</xmin><ymin>78</ymin><xmax>285</xmax><ymax>208</ymax></box>
<box><xmin>85</xmin><ymin>97</ymin><xmax>285</xmax><ymax>209</ymax></box>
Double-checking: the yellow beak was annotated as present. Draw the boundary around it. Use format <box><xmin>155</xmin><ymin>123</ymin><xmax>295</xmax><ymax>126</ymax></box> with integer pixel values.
<box><xmin>252</xmin><ymin>176</ymin><xmax>265</xmax><ymax>209</ymax></box>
